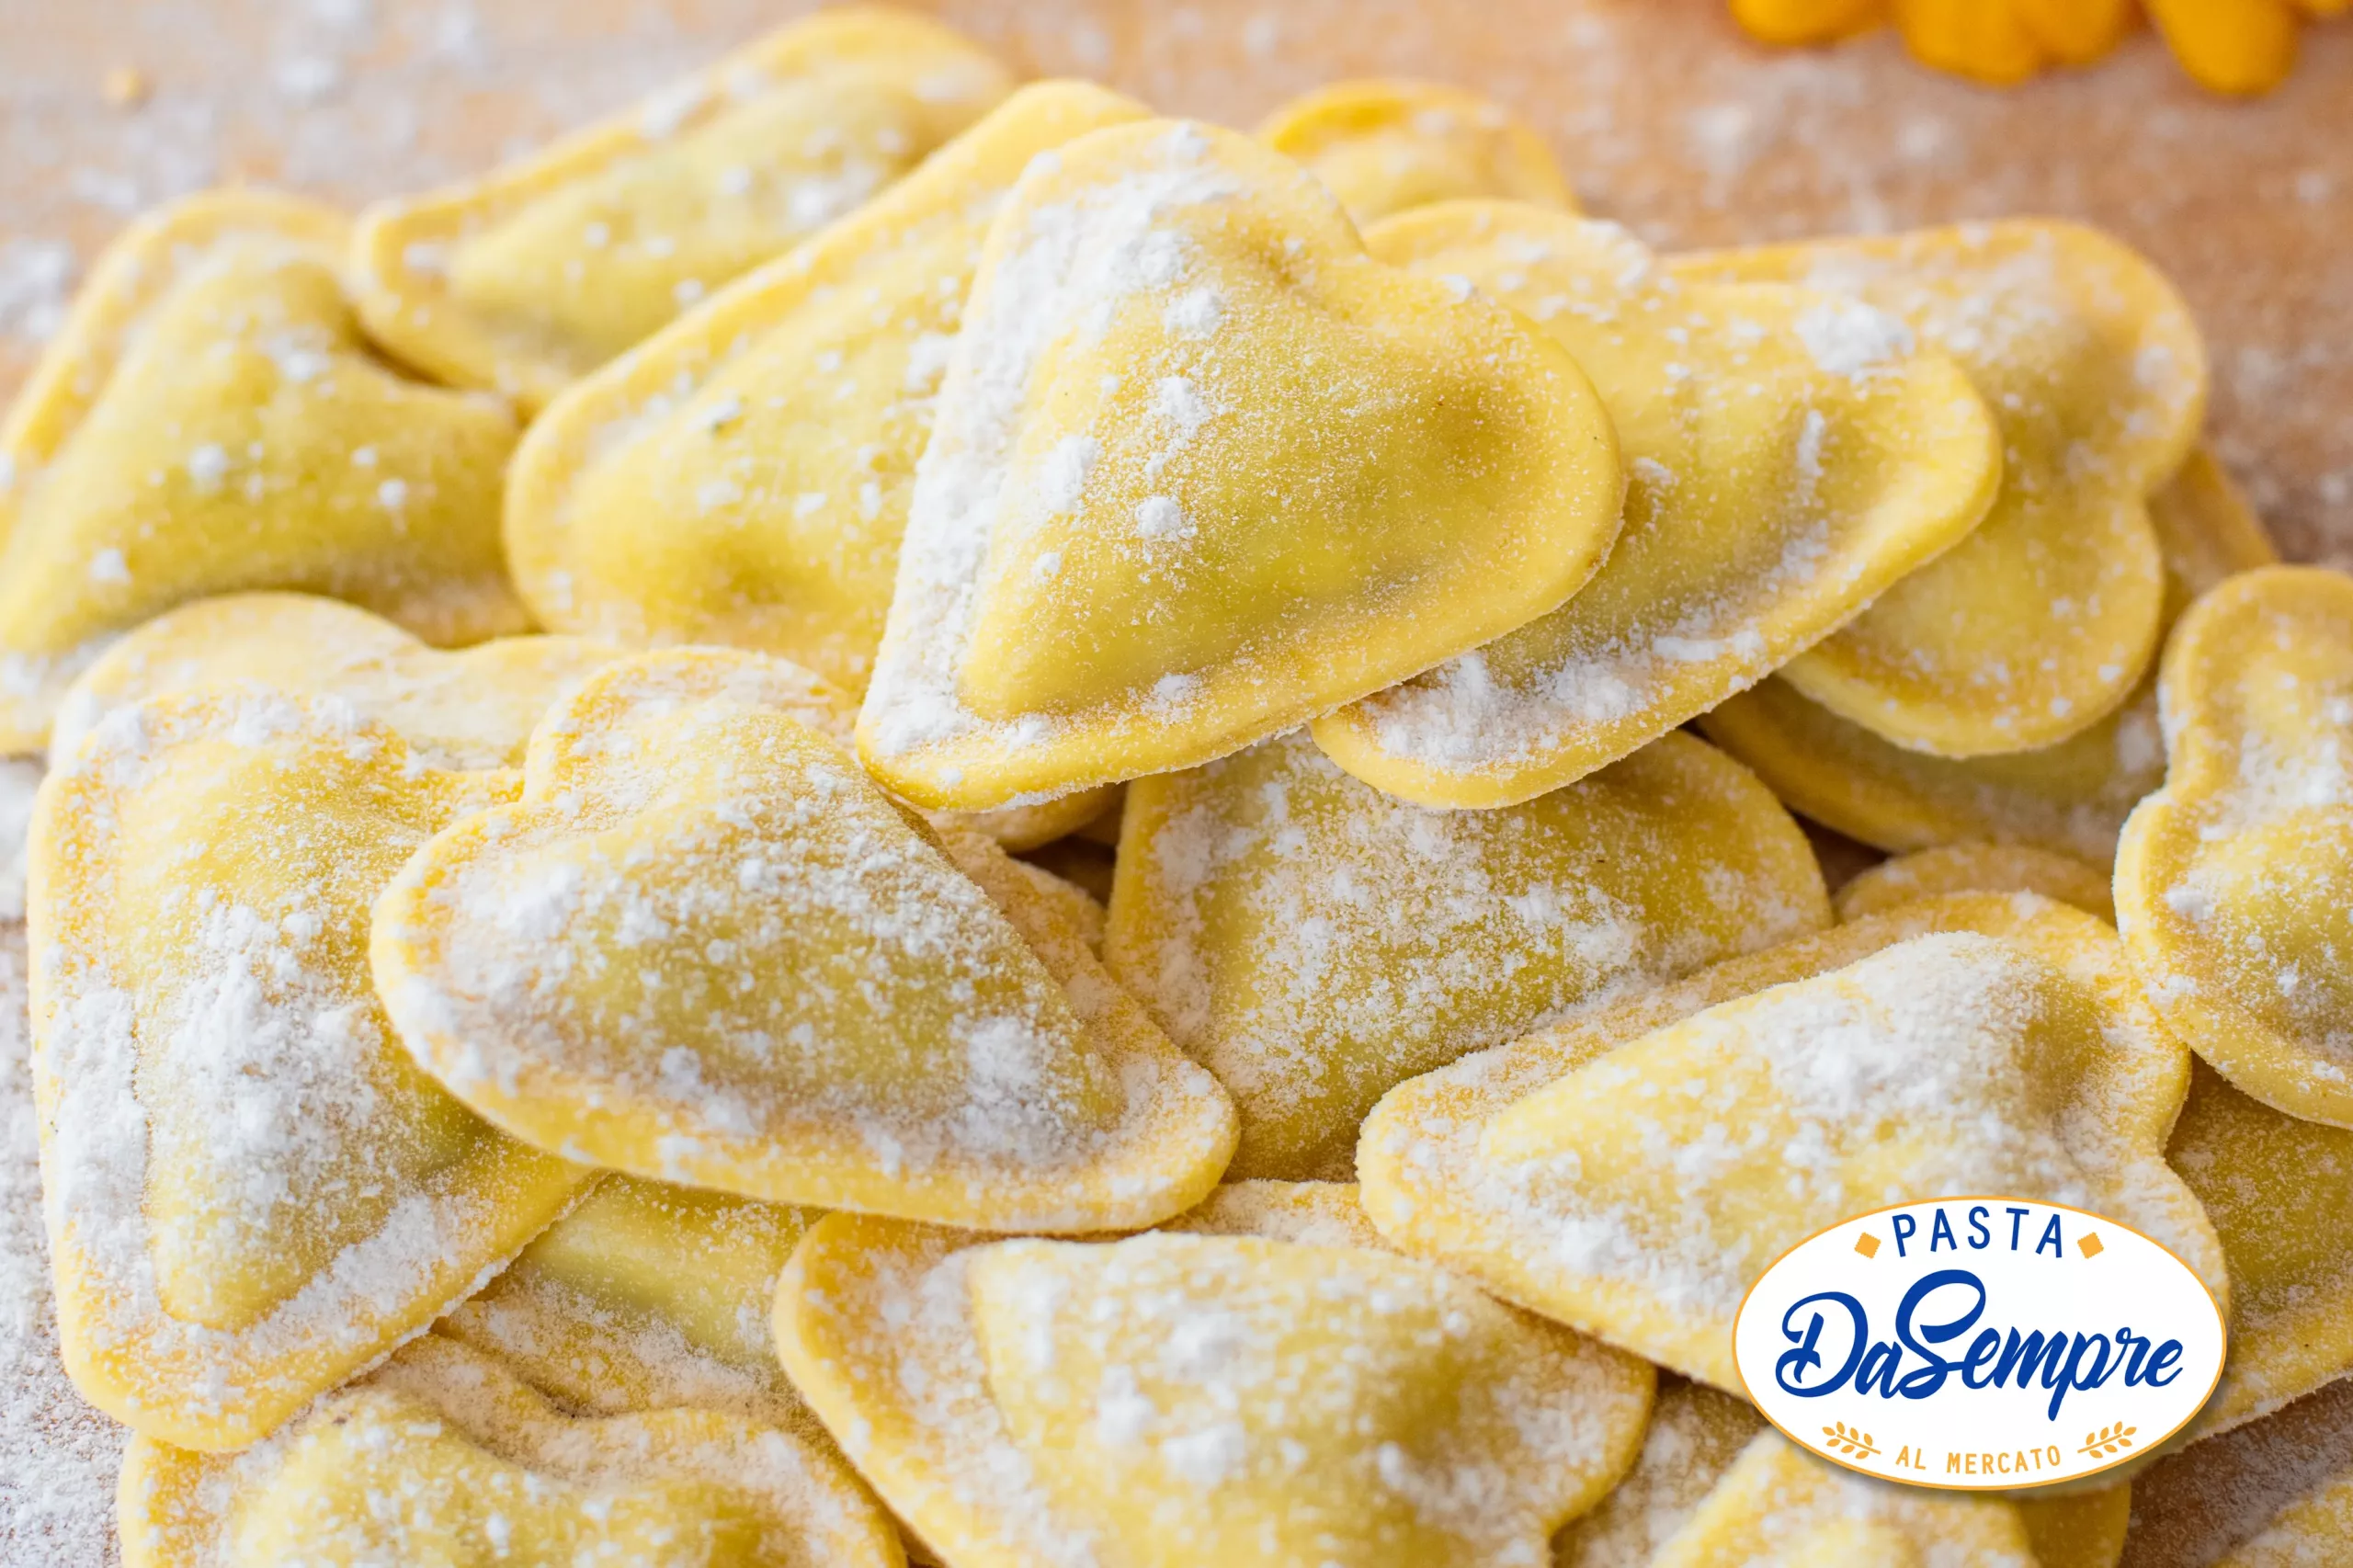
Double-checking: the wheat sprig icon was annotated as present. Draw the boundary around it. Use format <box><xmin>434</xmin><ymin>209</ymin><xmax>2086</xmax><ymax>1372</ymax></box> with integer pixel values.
<box><xmin>1822</xmin><ymin>1422</ymin><xmax>1881</xmax><ymax>1460</ymax></box>
<box><xmin>2079</xmin><ymin>1423</ymin><xmax>2138</xmax><ymax>1459</ymax></box>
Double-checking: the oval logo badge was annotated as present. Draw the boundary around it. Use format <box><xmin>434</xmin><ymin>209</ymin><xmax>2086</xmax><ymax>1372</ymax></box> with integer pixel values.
<box><xmin>1733</xmin><ymin>1197</ymin><xmax>2225</xmax><ymax>1489</ymax></box>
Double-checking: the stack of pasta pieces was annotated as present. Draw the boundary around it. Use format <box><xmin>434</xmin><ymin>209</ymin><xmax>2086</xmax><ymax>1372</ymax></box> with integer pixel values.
<box><xmin>6</xmin><ymin>9</ymin><xmax>2349</xmax><ymax>1566</ymax></box>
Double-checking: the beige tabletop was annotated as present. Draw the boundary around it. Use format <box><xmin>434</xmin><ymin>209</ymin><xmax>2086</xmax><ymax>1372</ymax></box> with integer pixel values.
<box><xmin>3</xmin><ymin>0</ymin><xmax>2348</xmax><ymax>565</ymax></box>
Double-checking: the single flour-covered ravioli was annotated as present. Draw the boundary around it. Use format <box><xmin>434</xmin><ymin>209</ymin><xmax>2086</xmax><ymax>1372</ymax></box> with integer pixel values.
<box><xmin>51</xmin><ymin>593</ymin><xmax>620</xmax><ymax>771</ymax></box>
<box><xmin>439</xmin><ymin>1173</ymin><xmax>824</xmax><ymax>1433</ymax></box>
<box><xmin>117</xmin><ymin>1334</ymin><xmax>901</xmax><ymax>1568</ymax></box>
<box><xmin>1312</xmin><ymin>206</ymin><xmax>2000</xmax><ymax>806</ymax></box>
<box><xmin>28</xmin><ymin>690</ymin><xmax>585</xmax><ymax>1452</ymax></box>
<box><xmin>1700</xmin><ymin>446</ymin><xmax>2276</xmax><ymax>868</ymax></box>
<box><xmin>2122</xmin><ymin>1376</ymin><xmax>2353</xmax><ymax>1568</ymax></box>
<box><xmin>2117</xmin><ymin>566</ymin><xmax>2353</xmax><ymax>1128</ymax></box>
<box><xmin>1648</xmin><ymin>1430</ymin><xmax>2037</xmax><ymax>1568</ymax></box>
<box><xmin>773</xmin><ymin>1199</ymin><xmax>1654</xmax><ymax>1568</ymax></box>
<box><xmin>506</xmin><ymin>82</ymin><xmax>1153</xmax><ymax>698</ymax></box>
<box><xmin>855</xmin><ymin>118</ymin><xmax>1624</xmax><ymax>812</ymax></box>
<box><xmin>2168</xmin><ymin>1060</ymin><xmax>2353</xmax><ymax>1441</ymax></box>
<box><xmin>1836</xmin><ymin>842</ymin><xmax>2116</xmax><ymax>923</ymax></box>
<box><xmin>0</xmin><ymin>190</ymin><xmax>524</xmax><ymax>756</ymax></box>
<box><xmin>373</xmin><ymin>648</ymin><xmax>1236</xmax><ymax>1232</ymax></box>
<box><xmin>1357</xmin><ymin>893</ymin><xmax>2227</xmax><ymax>1398</ymax></box>
<box><xmin>1676</xmin><ymin>221</ymin><xmax>2207</xmax><ymax>758</ymax></box>
<box><xmin>1255</xmin><ymin>80</ymin><xmax>1576</xmax><ymax>224</ymax></box>
<box><xmin>1106</xmin><ymin>727</ymin><xmax>1829</xmax><ymax>1181</ymax></box>
<box><xmin>350</xmin><ymin>7</ymin><xmax>1011</xmax><ymax>411</ymax></box>
<box><xmin>1551</xmin><ymin>1377</ymin><xmax>1764</xmax><ymax>1568</ymax></box>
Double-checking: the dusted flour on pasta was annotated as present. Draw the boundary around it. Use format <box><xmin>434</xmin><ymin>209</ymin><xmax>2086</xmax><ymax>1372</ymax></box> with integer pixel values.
<box><xmin>857</xmin><ymin>117</ymin><xmax>1622</xmax><ymax>811</ymax></box>
<box><xmin>0</xmin><ymin>189</ymin><xmax>529</xmax><ymax>756</ymax></box>
<box><xmin>1107</xmin><ymin>727</ymin><xmax>1828</xmax><ymax>1180</ymax></box>
<box><xmin>776</xmin><ymin>1207</ymin><xmax>1652</xmax><ymax>1568</ymax></box>
<box><xmin>29</xmin><ymin>687</ymin><xmax>585</xmax><ymax>1452</ymax></box>
<box><xmin>504</xmin><ymin>82</ymin><xmax>1151</xmax><ymax>696</ymax></box>
<box><xmin>2117</xmin><ymin>567</ymin><xmax>2353</xmax><ymax>1130</ymax></box>
<box><xmin>50</xmin><ymin>593</ymin><xmax>621</xmax><ymax>771</ymax></box>
<box><xmin>1676</xmin><ymin>221</ymin><xmax>2209</xmax><ymax>759</ymax></box>
<box><xmin>119</xmin><ymin>1334</ymin><xmax>899</xmax><ymax>1567</ymax></box>
<box><xmin>347</xmin><ymin>8</ymin><xmax>1013</xmax><ymax>410</ymax></box>
<box><xmin>372</xmin><ymin>648</ymin><xmax>1234</xmax><ymax>1233</ymax></box>
<box><xmin>1313</xmin><ymin>208</ymin><xmax>1998</xmax><ymax>808</ymax></box>
<box><xmin>438</xmin><ymin>1173</ymin><xmax>825</xmax><ymax>1434</ymax></box>
<box><xmin>1358</xmin><ymin>897</ymin><xmax>2228</xmax><ymax>1393</ymax></box>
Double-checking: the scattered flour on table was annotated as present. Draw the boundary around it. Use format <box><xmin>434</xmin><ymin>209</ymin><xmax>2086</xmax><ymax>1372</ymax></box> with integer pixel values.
<box><xmin>0</xmin><ymin>925</ymin><xmax>127</xmax><ymax>1568</ymax></box>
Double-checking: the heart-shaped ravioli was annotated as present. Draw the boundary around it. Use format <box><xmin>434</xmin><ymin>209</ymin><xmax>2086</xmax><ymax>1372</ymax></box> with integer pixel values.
<box><xmin>119</xmin><ymin>1334</ymin><xmax>901</xmax><ymax>1568</ymax></box>
<box><xmin>1836</xmin><ymin>843</ymin><xmax>2115</xmax><ymax>923</ymax></box>
<box><xmin>1106</xmin><ymin>727</ymin><xmax>1828</xmax><ymax>1182</ymax></box>
<box><xmin>2123</xmin><ymin>1376</ymin><xmax>2353</xmax><ymax>1568</ymax></box>
<box><xmin>506</xmin><ymin>82</ymin><xmax>1152</xmax><ymax>697</ymax></box>
<box><xmin>2117</xmin><ymin>566</ymin><xmax>2353</xmax><ymax>1127</ymax></box>
<box><xmin>1312</xmin><ymin>207</ymin><xmax>2001</xmax><ymax>807</ymax></box>
<box><xmin>1357</xmin><ymin>894</ymin><xmax>2226</xmax><ymax>1395</ymax></box>
<box><xmin>855</xmin><ymin>118</ymin><xmax>1625</xmax><ymax>811</ymax></box>
<box><xmin>1256</xmin><ymin>80</ymin><xmax>1575</xmax><ymax>224</ymax></box>
<box><xmin>1552</xmin><ymin>1377</ymin><xmax>1765</xmax><ymax>1568</ymax></box>
<box><xmin>51</xmin><ymin>593</ymin><xmax>620</xmax><ymax>771</ymax></box>
<box><xmin>2168</xmin><ymin>1060</ymin><xmax>2353</xmax><ymax>1442</ymax></box>
<box><xmin>1647</xmin><ymin>1430</ymin><xmax>2075</xmax><ymax>1568</ymax></box>
<box><xmin>0</xmin><ymin>190</ymin><xmax>526</xmax><ymax>756</ymax></box>
<box><xmin>1701</xmin><ymin>446</ymin><xmax>2276</xmax><ymax>868</ymax></box>
<box><xmin>351</xmin><ymin>8</ymin><xmax>1011</xmax><ymax>410</ymax></box>
<box><xmin>773</xmin><ymin>1202</ymin><xmax>1654</xmax><ymax>1568</ymax></box>
<box><xmin>1676</xmin><ymin>221</ymin><xmax>2207</xmax><ymax>758</ymax></box>
<box><xmin>28</xmin><ymin>689</ymin><xmax>585</xmax><ymax>1451</ymax></box>
<box><xmin>441</xmin><ymin>1173</ymin><xmax>824</xmax><ymax>1433</ymax></box>
<box><xmin>373</xmin><ymin>647</ymin><xmax>1235</xmax><ymax>1231</ymax></box>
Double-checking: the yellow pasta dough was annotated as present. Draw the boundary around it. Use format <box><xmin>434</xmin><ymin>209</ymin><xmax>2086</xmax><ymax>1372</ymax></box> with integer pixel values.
<box><xmin>2168</xmin><ymin>1060</ymin><xmax>2353</xmax><ymax>1440</ymax></box>
<box><xmin>2122</xmin><ymin>1375</ymin><xmax>2353</xmax><ymax>1568</ymax></box>
<box><xmin>855</xmin><ymin>118</ymin><xmax>1624</xmax><ymax>812</ymax></box>
<box><xmin>1357</xmin><ymin>894</ymin><xmax>2227</xmax><ymax>1399</ymax></box>
<box><xmin>28</xmin><ymin>689</ymin><xmax>585</xmax><ymax>1451</ymax></box>
<box><xmin>1256</xmin><ymin>80</ymin><xmax>1576</xmax><ymax>224</ymax></box>
<box><xmin>1312</xmin><ymin>205</ymin><xmax>2000</xmax><ymax>806</ymax></box>
<box><xmin>1650</xmin><ymin>1429</ymin><xmax>2039</xmax><ymax>1567</ymax></box>
<box><xmin>0</xmin><ymin>190</ymin><xmax>524</xmax><ymax>756</ymax></box>
<box><xmin>1676</xmin><ymin>222</ymin><xmax>2208</xmax><ymax>758</ymax></box>
<box><xmin>773</xmin><ymin>1199</ymin><xmax>1654</xmax><ymax>1568</ymax></box>
<box><xmin>1836</xmin><ymin>843</ymin><xmax>2116</xmax><ymax>924</ymax></box>
<box><xmin>51</xmin><ymin>593</ymin><xmax>620</xmax><ymax>770</ymax></box>
<box><xmin>1700</xmin><ymin>447</ymin><xmax>2276</xmax><ymax>868</ymax></box>
<box><xmin>118</xmin><ymin>1334</ymin><xmax>902</xmax><ymax>1568</ymax></box>
<box><xmin>1105</xmin><ymin>727</ymin><xmax>1829</xmax><ymax>1181</ymax></box>
<box><xmin>350</xmin><ymin>7</ymin><xmax>1012</xmax><ymax>410</ymax></box>
<box><xmin>438</xmin><ymin>1173</ymin><xmax>823</xmax><ymax>1433</ymax></box>
<box><xmin>1007</xmin><ymin>858</ymin><xmax>1108</xmax><ymax>954</ymax></box>
<box><xmin>505</xmin><ymin>81</ymin><xmax>1153</xmax><ymax>697</ymax></box>
<box><xmin>372</xmin><ymin>647</ymin><xmax>1235</xmax><ymax>1231</ymax></box>
<box><xmin>1552</xmin><ymin>1377</ymin><xmax>1766</xmax><ymax>1568</ymax></box>
<box><xmin>2117</xmin><ymin>565</ymin><xmax>2353</xmax><ymax>1129</ymax></box>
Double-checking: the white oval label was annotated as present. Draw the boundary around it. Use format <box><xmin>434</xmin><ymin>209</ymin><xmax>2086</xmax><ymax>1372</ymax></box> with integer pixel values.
<box><xmin>1733</xmin><ymin>1197</ymin><xmax>2225</xmax><ymax>1490</ymax></box>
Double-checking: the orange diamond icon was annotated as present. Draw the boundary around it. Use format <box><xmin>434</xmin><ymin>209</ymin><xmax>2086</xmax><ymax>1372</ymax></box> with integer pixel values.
<box><xmin>2078</xmin><ymin>1233</ymin><xmax>2105</xmax><ymax>1259</ymax></box>
<box><xmin>1854</xmin><ymin>1233</ymin><xmax>1881</xmax><ymax>1259</ymax></box>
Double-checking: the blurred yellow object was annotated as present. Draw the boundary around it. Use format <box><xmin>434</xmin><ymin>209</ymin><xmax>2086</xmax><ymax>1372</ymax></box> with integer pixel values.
<box><xmin>1729</xmin><ymin>0</ymin><xmax>2331</xmax><ymax>95</ymax></box>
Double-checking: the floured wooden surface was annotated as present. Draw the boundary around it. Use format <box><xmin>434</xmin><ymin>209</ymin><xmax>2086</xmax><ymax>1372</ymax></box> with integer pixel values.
<box><xmin>2</xmin><ymin>0</ymin><xmax>2347</xmax><ymax>560</ymax></box>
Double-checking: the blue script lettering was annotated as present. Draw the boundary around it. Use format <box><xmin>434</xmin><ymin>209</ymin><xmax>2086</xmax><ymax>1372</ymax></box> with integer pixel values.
<box><xmin>1772</xmin><ymin>1267</ymin><xmax>2185</xmax><ymax>1419</ymax></box>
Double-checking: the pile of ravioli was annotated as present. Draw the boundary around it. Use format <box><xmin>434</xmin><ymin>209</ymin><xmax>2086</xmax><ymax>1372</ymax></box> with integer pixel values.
<box><xmin>10</xmin><ymin>9</ymin><xmax>2353</xmax><ymax>1567</ymax></box>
